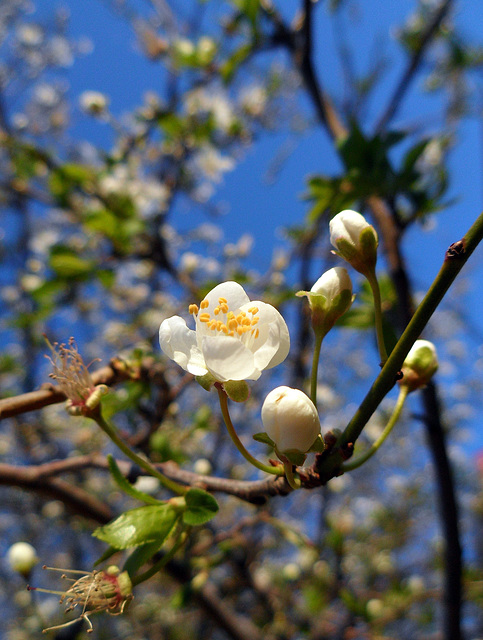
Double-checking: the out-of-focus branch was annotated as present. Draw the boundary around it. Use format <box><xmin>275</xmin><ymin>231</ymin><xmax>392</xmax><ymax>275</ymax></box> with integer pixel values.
<box><xmin>375</xmin><ymin>0</ymin><xmax>453</xmax><ymax>133</ymax></box>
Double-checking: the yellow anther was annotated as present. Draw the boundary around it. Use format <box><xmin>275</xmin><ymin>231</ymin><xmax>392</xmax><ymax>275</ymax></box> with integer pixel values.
<box><xmin>209</xmin><ymin>321</ymin><xmax>217</xmax><ymax>330</ymax></box>
<box><xmin>253</xmin><ymin>328</ymin><xmax>260</xmax><ymax>339</ymax></box>
<box><xmin>229</xmin><ymin>330</ymin><xmax>235</xmax><ymax>337</ymax></box>
<box><xmin>236</xmin><ymin>314</ymin><xmax>245</xmax><ymax>324</ymax></box>
<box><xmin>242</xmin><ymin>317</ymin><xmax>251</xmax><ymax>326</ymax></box>
<box><xmin>189</xmin><ymin>304</ymin><xmax>199</xmax><ymax>315</ymax></box>
<box><xmin>237</xmin><ymin>326</ymin><xmax>244</xmax><ymax>336</ymax></box>
<box><xmin>220</xmin><ymin>324</ymin><xmax>229</xmax><ymax>334</ymax></box>
<box><xmin>214</xmin><ymin>307</ymin><xmax>220</xmax><ymax>315</ymax></box>
<box><xmin>218</xmin><ymin>297</ymin><xmax>227</xmax><ymax>304</ymax></box>
<box><xmin>227</xmin><ymin>311</ymin><xmax>235</xmax><ymax>320</ymax></box>
<box><xmin>216</xmin><ymin>321</ymin><xmax>223</xmax><ymax>330</ymax></box>
<box><xmin>251</xmin><ymin>317</ymin><xmax>259</xmax><ymax>326</ymax></box>
<box><xmin>199</xmin><ymin>313</ymin><xmax>211</xmax><ymax>323</ymax></box>
<box><xmin>200</xmin><ymin>299</ymin><xmax>209</xmax><ymax>309</ymax></box>
<box><xmin>228</xmin><ymin>319</ymin><xmax>238</xmax><ymax>331</ymax></box>
<box><xmin>248</xmin><ymin>306</ymin><xmax>259</xmax><ymax>314</ymax></box>
<box><xmin>220</xmin><ymin>303</ymin><xmax>229</xmax><ymax>314</ymax></box>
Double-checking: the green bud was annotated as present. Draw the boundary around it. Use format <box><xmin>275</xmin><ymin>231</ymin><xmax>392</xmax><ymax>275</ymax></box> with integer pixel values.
<box><xmin>329</xmin><ymin>209</ymin><xmax>378</xmax><ymax>276</ymax></box>
<box><xmin>399</xmin><ymin>339</ymin><xmax>438</xmax><ymax>392</ymax></box>
<box><xmin>296</xmin><ymin>267</ymin><xmax>354</xmax><ymax>337</ymax></box>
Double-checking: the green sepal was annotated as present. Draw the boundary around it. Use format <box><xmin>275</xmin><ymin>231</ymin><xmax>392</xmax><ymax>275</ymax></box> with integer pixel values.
<box><xmin>334</xmin><ymin>237</ymin><xmax>358</xmax><ymax>262</ymax></box>
<box><xmin>279</xmin><ymin>449</ymin><xmax>307</xmax><ymax>466</ymax></box>
<box><xmin>93</xmin><ymin>503</ymin><xmax>180</xmax><ymax>549</ymax></box>
<box><xmin>253</xmin><ymin>431</ymin><xmax>276</xmax><ymax>447</ymax></box>
<box><xmin>107</xmin><ymin>454</ymin><xmax>162</xmax><ymax>505</ymax></box>
<box><xmin>123</xmin><ymin>540</ymin><xmax>165</xmax><ymax>577</ymax></box>
<box><xmin>196</xmin><ymin>372</ymin><xmax>216</xmax><ymax>392</ymax></box>
<box><xmin>359</xmin><ymin>226</ymin><xmax>378</xmax><ymax>266</ymax></box>
<box><xmin>223</xmin><ymin>379</ymin><xmax>250</xmax><ymax>403</ymax></box>
<box><xmin>183</xmin><ymin>488</ymin><xmax>219</xmax><ymax>526</ymax></box>
<box><xmin>307</xmin><ymin>434</ymin><xmax>326</xmax><ymax>453</ymax></box>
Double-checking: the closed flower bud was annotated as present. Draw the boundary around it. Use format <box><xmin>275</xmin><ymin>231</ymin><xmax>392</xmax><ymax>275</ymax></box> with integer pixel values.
<box><xmin>296</xmin><ymin>267</ymin><xmax>353</xmax><ymax>336</ymax></box>
<box><xmin>329</xmin><ymin>209</ymin><xmax>378</xmax><ymax>275</ymax></box>
<box><xmin>261</xmin><ymin>386</ymin><xmax>320</xmax><ymax>455</ymax></box>
<box><xmin>7</xmin><ymin>542</ymin><xmax>38</xmax><ymax>577</ymax></box>
<box><xmin>399</xmin><ymin>339</ymin><xmax>438</xmax><ymax>392</ymax></box>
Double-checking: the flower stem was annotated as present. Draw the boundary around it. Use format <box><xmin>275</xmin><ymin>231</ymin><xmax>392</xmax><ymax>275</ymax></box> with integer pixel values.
<box><xmin>341</xmin><ymin>385</ymin><xmax>408</xmax><ymax>472</ymax></box>
<box><xmin>131</xmin><ymin>529</ymin><xmax>188</xmax><ymax>586</ymax></box>
<box><xmin>282</xmin><ymin>460</ymin><xmax>301</xmax><ymax>490</ymax></box>
<box><xmin>216</xmin><ymin>385</ymin><xmax>284</xmax><ymax>476</ymax></box>
<box><xmin>366</xmin><ymin>269</ymin><xmax>388</xmax><ymax>366</ymax></box>
<box><xmin>310</xmin><ymin>331</ymin><xmax>324</xmax><ymax>408</ymax></box>
<box><xmin>90</xmin><ymin>408</ymin><xmax>187</xmax><ymax>495</ymax></box>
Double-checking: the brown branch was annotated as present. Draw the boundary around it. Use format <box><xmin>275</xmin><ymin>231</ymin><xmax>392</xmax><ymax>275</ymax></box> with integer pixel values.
<box><xmin>0</xmin><ymin>356</ymin><xmax>172</xmax><ymax>420</ymax></box>
<box><xmin>375</xmin><ymin>0</ymin><xmax>453</xmax><ymax>133</ymax></box>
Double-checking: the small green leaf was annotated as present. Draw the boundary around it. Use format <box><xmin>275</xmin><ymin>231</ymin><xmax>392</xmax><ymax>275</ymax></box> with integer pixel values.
<box><xmin>308</xmin><ymin>434</ymin><xmax>326</xmax><ymax>453</ymax></box>
<box><xmin>93</xmin><ymin>504</ymin><xmax>179</xmax><ymax>549</ymax></box>
<box><xmin>107</xmin><ymin>455</ymin><xmax>162</xmax><ymax>506</ymax></box>
<box><xmin>196</xmin><ymin>372</ymin><xmax>216</xmax><ymax>392</ymax></box>
<box><xmin>183</xmin><ymin>488</ymin><xmax>219</xmax><ymax>526</ymax></box>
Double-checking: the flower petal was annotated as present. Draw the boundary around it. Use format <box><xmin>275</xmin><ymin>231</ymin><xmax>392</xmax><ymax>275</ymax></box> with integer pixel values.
<box><xmin>201</xmin><ymin>335</ymin><xmax>260</xmax><ymax>381</ymax></box>
<box><xmin>159</xmin><ymin>316</ymin><xmax>207</xmax><ymax>376</ymax></box>
<box><xmin>243</xmin><ymin>301</ymin><xmax>290</xmax><ymax>370</ymax></box>
<box><xmin>203</xmin><ymin>281</ymin><xmax>250</xmax><ymax>311</ymax></box>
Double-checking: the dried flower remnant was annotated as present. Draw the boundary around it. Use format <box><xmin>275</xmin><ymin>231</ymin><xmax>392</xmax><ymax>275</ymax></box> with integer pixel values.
<box><xmin>45</xmin><ymin>337</ymin><xmax>108</xmax><ymax>415</ymax></box>
<box><xmin>28</xmin><ymin>565</ymin><xmax>132</xmax><ymax>634</ymax></box>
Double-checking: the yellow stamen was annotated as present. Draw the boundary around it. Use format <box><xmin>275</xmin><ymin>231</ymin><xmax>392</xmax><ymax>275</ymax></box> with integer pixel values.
<box><xmin>218</xmin><ymin>297</ymin><xmax>227</xmax><ymax>304</ymax></box>
<box><xmin>189</xmin><ymin>304</ymin><xmax>199</xmax><ymax>315</ymax></box>
<box><xmin>200</xmin><ymin>299</ymin><xmax>209</xmax><ymax>310</ymax></box>
<box><xmin>248</xmin><ymin>306</ymin><xmax>259</xmax><ymax>314</ymax></box>
<box><xmin>220</xmin><ymin>303</ymin><xmax>229</xmax><ymax>313</ymax></box>
<box><xmin>214</xmin><ymin>307</ymin><xmax>220</xmax><ymax>315</ymax></box>
<box><xmin>199</xmin><ymin>313</ymin><xmax>211</xmax><ymax>323</ymax></box>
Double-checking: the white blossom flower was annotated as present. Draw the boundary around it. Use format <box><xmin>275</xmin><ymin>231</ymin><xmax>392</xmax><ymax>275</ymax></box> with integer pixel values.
<box><xmin>261</xmin><ymin>386</ymin><xmax>320</xmax><ymax>454</ymax></box>
<box><xmin>7</xmin><ymin>542</ymin><xmax>38</xmax><ymax>577</ymax></box>
<box><xmin>79</xmin><ymin>90</ymin><xmax>108</xmax><ymax>115</ymax></box>
<box><xmin>192</xmin><ymin>145</ymin><xmax>235</xmax><ymax>183</ymax></box>
<box><xmin>329</xmin><ymin>209</ymin><xmax>378</xmax><ymax>275</ymax></box>
<box><xmin>159</xmin><ymin>281</ymin><xmax>290</xmax><ymax>382</ymax></box>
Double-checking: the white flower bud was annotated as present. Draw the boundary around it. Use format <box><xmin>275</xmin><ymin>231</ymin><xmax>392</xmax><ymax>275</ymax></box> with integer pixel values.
<box><xmin>7</xmin><ymin>542</ymin><xmax>38</xmax><ymax>577</ymax></box>
<box><xmin>261</xmin><ymin>386</ymin><xmax>320</xmax><ymax>454</ymax></box>
<box><xmin>79</xmin><ymin>91</ymin><xmax>108</xmax><ymax>115</ymax></box>
<box><xmin>296</xmin><ymin>267</ymin><xmax>353</xmax><ymax>336</ymax></box>
<box><xmin>329</xmin><ymin>209</ymin><xmax>378</xmax><ymax>275</ymax></box>
<box><xmin>400</xmin><ymin>339</ymin><xmax>438</xmax><ymax>392</ymax></box>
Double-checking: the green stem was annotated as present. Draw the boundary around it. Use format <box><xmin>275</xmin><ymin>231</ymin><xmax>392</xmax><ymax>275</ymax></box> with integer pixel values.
<box><xmin>91</xmin><ymin>409</ymin><xmax>187</xmax><ymax>495</ymax></box>
<box><xmin>131</xmin><ymin>529</ymin><xmax>188</xmax><ymax>586</ymax></box>
<box><xmin>319</xmin><ymin>211</ymin><xmax>483</xmax><ymax>478</ymax></box>
<box><xmin>342</xmin><ymin>385</ymin><xmax>408</xmax><ymax>472</ymax></box>
<box><xmin>310</xmin><ymin>331</ymin><xmax>324</xmax><ymax>407</ymax></box>
<box><xmin>366</xmin><ymin>269</ymin><xmax>388</xmax><ymax>365</ymax></box>
<box><xmin>282</xmin><ymin>460</ymin><xmax>301</xmax><ymax>490</ymax></box>
<box><xmin>216</xmin><ymin>385</ymin><xmax>284</xmax><ymax>476</ymax></box>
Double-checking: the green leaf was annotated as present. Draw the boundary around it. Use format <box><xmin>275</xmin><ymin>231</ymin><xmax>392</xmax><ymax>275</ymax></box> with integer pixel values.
<box><xmin>220</xmin><ymin>43</ymin><xmax>252</xmax><ymax>83</ymax></box>
<box><xmin>308</xmin><ymin>434</ymin><xmax>326</xmax><ymax>453</ymax></box>
<box><xmin>183</xmin><ymin>488</ymin><xmax>219</xmax><ymax>526</ymax></box>
<box><xmin>123</xmin><ymin>540</ymin><xmax>165</xmax><ymax>577</ymax></box>
<box><xmin>93</xmin><ymin>504</ymin><xmax>180</xmax><ymax>549</ymax></box>
<box><xmin>49</xmin><ymin>245</ymin><xmax>95</xmax><ymax>279</ymax></box>
<box><xmin>107</xmin><ymin>455</ymin><xmax>162</xmax><ymax>506</ymax></box>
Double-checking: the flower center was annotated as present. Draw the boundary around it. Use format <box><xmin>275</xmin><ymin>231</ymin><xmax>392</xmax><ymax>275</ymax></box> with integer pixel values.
<box><xmin>189</xmin><ymin>296</ymin><xmax>260</xmax><ymax>341</ymax></box>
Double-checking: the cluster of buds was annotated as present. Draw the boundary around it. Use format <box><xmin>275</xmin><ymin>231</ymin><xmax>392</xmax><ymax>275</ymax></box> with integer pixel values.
<box><xmin>28</xmin><ymin>565</ymin><xmax>133</xmax><ymax>634</ymax></box>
